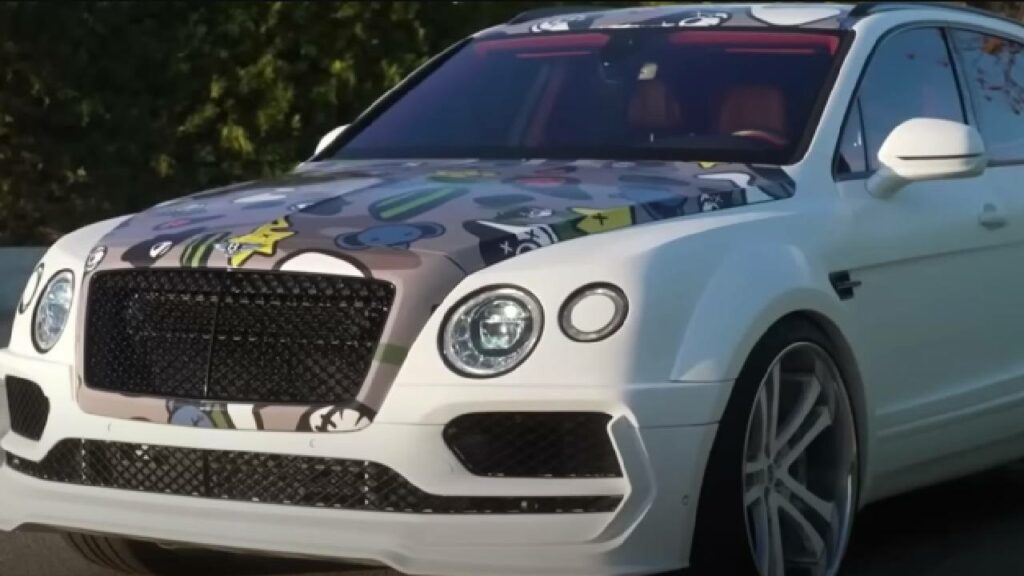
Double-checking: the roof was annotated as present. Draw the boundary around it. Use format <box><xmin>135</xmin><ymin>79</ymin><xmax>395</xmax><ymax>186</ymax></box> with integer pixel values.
<box><xmin>482</xmin><ymin>4</ymin><xmax>857</xmax><ymax>38</ymax></box>
<box><xmin>480</xmin><ymin>2</ymin><xmax>1016</xmax><ymax>38</ymax></box>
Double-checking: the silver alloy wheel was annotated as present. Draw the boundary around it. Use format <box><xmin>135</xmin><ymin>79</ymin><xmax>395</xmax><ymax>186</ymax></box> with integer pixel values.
<box><xmin>742</xmin><ymin>342</ymin><xmax>857</xmax><ymax>576</ymax></box>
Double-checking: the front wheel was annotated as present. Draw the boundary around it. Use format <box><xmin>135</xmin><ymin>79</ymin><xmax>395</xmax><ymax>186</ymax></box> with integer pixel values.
<box><xmin>689</xmin><ymin>319</ymin><xmax>859</xmax><ymax>576</ymax></box>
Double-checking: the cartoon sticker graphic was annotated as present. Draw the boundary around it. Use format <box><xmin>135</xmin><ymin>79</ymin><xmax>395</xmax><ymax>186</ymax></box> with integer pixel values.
<box><xmin>496</xmin><ymin>206</ymin><xmax>557</xmax><ymax>222</ymax></box>
<box><xmin>464</xmin><ymin>220</ymin><xmax>560</xmax><ymax>265</ymax></box>
<box><xmin>369</xmin><ymin>187</ymin><xmax>466</xmax><ymax>221</ymax></box>
<box><xmin>122</xmin><ymin>228</ymin><xmax>205</xmax><ymax>268</ymax></box>
<box><xmin>615</xmin><ymin>187</ymin><xmax>687</xmax><ymax>220</ymax></box>
<box><xmin>215</xmin><ymin>217</ymin><xmax>295</xmax><ymax>268</ymax></box>
<box><xmin>677</xmin><ymin>11</ymin><xmax>730</xmax><ymax>27</ymax></box>
<box><xmin>335</xmin><ymin>222</ymin><xmax>445</xmax><ymax>250</ymax></box>
<box><xmin>154</xmin><ymin>215</ymin><xmax>224</xmax><ymax>231</ymax></box>
<box><xmin>505</xmin><ymin>175</ymin><xmax>591</xmax><ymax>200</ymax></box>
<box><xmin>430</xmin><ymin>169</ymin><xmax>497</xmax><ymax>183</ymax></box>
<box><xmin>572</xmin><ymin>207</ymin><xmax>635</xmax><ymax>234</ymax></box>
<box><xmin>234</xmin><ymin>191</ymin><xmax>288</xmax><ymax>210</ymax></box>
<box><xmin>180</xmin><ymin>231</ymin><xmax>231</xmax><ymax>268</ymax></box>
<box><xmin>698</xmin><ymin>192</ymin><xmax>724</xmax><ymax>212</ymax></box>
<box><xmin>275</xmin><ymin>251</ymin><xmax>369</xmax><ymax>278</ymax></box>
<box><xmin>299</xmin><ymin>405</ymin><xmax>373</xmax><ymax>433</ymax></box>
<box><xmin>749</xmin><ymin>5</ymin><xmax>842</xmax><ymax>27</ymax></box>
<box><xmin>473</xmin><ymin>194</ymin><xmax>536</xmax><ymax>208</ymax></box>
<box><xmin>615</xmin><ymin>175</ymin><xmax>690</xmax><ymax>220</ymax></box>
<box><xmin>530</xmin><ymin>14</ymin><xmax>591</xmax><ymax>33</ymax></box>
<box><xmin>699</xmin><ymin>171</ymin><xmax>793</xmax><ymax>203</ymax></box>
<box><xmin>157</xmin><ymin>202</ymin><xmax>206</xmax><ymax>216</ymax></box>
<box><xmin>294</xmin><ymin>195</ymin><xmax>350</xmax><ymax>216</ymax></box>
<box><xmin>636</xmin><ymin>10</ymin><xmax>731</xmax><ymax>28</ymax></box>
<box><xmin>167</xmin><ymin>401</ymin><xmax>235</xmax><ymax>429</ymax></box>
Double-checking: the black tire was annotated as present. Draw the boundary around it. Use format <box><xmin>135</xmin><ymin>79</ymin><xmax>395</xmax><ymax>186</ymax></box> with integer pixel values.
<box><xmin>686</xmin><ymin>317</ymin><xmax>857</xmax><ymax>576</ymax></box>
<box><xmin>62</xmin><ymin>533</ymin><xmax>221</xmax><ymax>575</ymax></box>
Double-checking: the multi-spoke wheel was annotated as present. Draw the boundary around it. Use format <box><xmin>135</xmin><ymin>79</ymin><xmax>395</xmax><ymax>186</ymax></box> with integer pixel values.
<box><xmin>689</xmin><ymin>319</ymin><xmax>858</xmax><ymax>576</ymax></box>
<box><xmin>742</xmin><ymin>343</ymin><xmax>857</xmax><ymax>576</ymax></box>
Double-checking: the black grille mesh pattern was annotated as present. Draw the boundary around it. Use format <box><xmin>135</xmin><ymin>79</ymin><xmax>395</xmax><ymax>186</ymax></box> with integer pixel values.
<box><xmin>444</xmin><ymin>413</ymin><xmax>622</xmax><ymax>478</ymax></box>
<box><xmin>5</xmin><ymin>377</ymin><xmax>50</xmax><ymax>441</ymax></box>
<box><xmin>6</xmin><ymin>440</ymin><xmax>621</xmax><ymax>514</ymax></box>
<box><xmin>84</xmin><ymin>269</ymin><xmax>395</xmax><ymax>403</ymax></box>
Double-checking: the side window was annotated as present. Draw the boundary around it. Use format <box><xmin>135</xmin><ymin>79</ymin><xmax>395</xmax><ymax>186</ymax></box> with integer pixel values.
<box><xmin>951</xmin><ymin>30</ymin><xmax>1024</xmax><ymax>163</ymax></box>
<box><xmin>835</xmin><ymin>98</ymin><xmax>866</xmax><ymax>175</ymax></box>
<box><xmin>856</xmin><ymin>28</ymin><xmax>965</xmax><ymax>171</ymax></box>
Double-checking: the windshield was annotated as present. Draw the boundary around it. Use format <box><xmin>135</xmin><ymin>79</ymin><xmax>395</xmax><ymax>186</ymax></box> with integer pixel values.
<box><xmin>331</xmin><ymin>29</ymin><xmax>846</xmax><ymax>164</ymax></box>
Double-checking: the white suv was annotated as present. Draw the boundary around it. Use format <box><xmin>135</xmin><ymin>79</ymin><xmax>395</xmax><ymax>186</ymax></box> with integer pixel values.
<box><xmin>2</xmin><ymin>3</ymin><xmax>1022</xmax><ymax>576</ymax></box>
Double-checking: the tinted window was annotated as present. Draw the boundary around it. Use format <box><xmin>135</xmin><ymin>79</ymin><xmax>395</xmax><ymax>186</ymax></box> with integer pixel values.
<box><xmin>856</xmin><ymin>28</ymin><xmax>964</xmax><ymax>171</ymax></box>
<box><xmin>835</xmin><ymin>98</ymin><xmax>866</xmax><ymax>174</ymax></box>
<box><xmin>952</xmin><ymin>30</ymin><xmax>1024</xmax><ymax>162</ymax></box>
<box><xmin>333</xmin><ymin>30</ymin><xmax>846</xmax><ymax>164</ymax></box>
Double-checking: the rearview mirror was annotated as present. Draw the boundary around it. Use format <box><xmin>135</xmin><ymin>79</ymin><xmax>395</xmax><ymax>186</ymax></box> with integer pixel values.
<box><xmin>314</xmin><ymin>124</ymin><xmax>349</xmax><ymax>157</ymax></box>
<box><xmin>867</xmin><ymin>118</ymin><xmax>986</xmax><ymax>198</ymax></box>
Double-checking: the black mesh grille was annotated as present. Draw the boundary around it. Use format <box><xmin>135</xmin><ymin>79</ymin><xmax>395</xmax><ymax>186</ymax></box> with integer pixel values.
<box><xmin>84</xmin><ymin>269</ymin><xmax>395</xmax><ymax>403</ymax></box>
<box><xmin>5</xmin><ymin>377</ymin><xmax>50</xmax><ymax>441</ymax></box>
<box><xmin>444</xmin><ymin>413</ymin><xmax>622</xmax><ymax>478</ymax></box>
<box><xmin>6</xmin><ymin>440</ymin><xmax>621</xmax><ymax>514</ymax></box>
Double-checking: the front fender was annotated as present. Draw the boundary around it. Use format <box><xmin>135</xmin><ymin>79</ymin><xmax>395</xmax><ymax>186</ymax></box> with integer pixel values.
<box><xmin>671</xmin><ymin>241</ymin><xmax>851</xmax><ymax>384</ymax></box>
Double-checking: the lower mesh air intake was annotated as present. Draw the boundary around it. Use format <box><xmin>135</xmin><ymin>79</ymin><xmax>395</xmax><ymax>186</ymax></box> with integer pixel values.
<box><xmin>7</xmin><ymin>439</ymin><xmax>621</xmax><ymax>514</ymax></box>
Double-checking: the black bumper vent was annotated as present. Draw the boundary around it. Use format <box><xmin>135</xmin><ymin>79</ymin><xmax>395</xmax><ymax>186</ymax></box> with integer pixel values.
<box><xmin>444</xmin><ymin>413</ymin><xmax>622</xmax><ymax>478</ymax></box>
<box><xmin>84</xmin><ymin>269</ymin><xmax>395</xmax><ymax>404</ymax></box>
<box><xmin>7</xmin><ymin>439</ymin><xmax>621</xmax><ymax>514</ymax></box>
<box><xmin>5</xmin><ymin>377</ymin><xmax>50</xmax><ymax>441</ymax></box>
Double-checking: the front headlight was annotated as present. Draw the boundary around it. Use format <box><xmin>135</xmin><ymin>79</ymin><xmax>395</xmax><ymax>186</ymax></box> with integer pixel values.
<box><xmin>32</xmin><ymin>270</ymin><xmax>74</xmax><ymax>353</ymax></box>
<box><xmin>441</xmin><ymin>286</ymin><xmax>543</xmax><ymax>377</ymax></box>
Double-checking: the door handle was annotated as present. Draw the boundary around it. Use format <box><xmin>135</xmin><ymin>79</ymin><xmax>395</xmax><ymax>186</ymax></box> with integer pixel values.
<box><xmin>979</xmin><ymin>202</ymin><xmax>1008</xmax><ymax>230</ymax></box>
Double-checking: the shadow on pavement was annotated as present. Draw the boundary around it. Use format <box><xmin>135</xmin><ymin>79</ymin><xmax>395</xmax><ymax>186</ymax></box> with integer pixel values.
<box><xmin>843</xmin><ymin>460</ymin><xmax>1024</xmax><ymax>575</ymax></box>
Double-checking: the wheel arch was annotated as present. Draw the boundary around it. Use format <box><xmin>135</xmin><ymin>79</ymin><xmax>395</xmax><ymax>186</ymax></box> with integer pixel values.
<box><xmin>776</xmin><ymin>310</ymin><xmax>869</xmax><ymax>503</ymax></box>
<box><xmin>665</xmin><ymin>240</ymin><xmax>870</xmax><ymax>497</ymax></box>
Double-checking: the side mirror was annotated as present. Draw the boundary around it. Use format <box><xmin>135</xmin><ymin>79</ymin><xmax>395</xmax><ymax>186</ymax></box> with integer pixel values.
<box><xmin>867</xmin><ymin>118</ymin><xmax>987</xmax><ymax>198</ymax></box>
<box><xmin>314</xmin><ymin>124</ymin><xmax>349</xmax><ymax>157</ymax></box>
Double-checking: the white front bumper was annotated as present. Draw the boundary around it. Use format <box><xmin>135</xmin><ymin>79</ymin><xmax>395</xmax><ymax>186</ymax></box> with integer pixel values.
<box><xmin>0</xmin><ymin>349</ymin><xmax>726</xmax><ymax>576</ymax></box>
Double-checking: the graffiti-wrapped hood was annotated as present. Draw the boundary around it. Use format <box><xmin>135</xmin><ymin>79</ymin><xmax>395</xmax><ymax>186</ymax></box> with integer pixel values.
<box><xmin>96</xmin><ymin>158</ymin><xmax>793</xmax><ymax>275</ymax></box>
<box><xmin>78</xmin><ymin>158</ymin><xmax>794</xmax><ymax>434</ymax></box>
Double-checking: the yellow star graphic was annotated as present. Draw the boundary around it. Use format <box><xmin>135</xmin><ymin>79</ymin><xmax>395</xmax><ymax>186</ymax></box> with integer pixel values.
<box><xmin>226</xmin><ymin>217</ymin><xmax>295</xmax><ymax>267</ymax></box>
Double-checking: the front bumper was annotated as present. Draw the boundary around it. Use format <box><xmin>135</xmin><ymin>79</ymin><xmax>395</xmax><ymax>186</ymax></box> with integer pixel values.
<box><xmin>0</xmin><ymin>348</ymin><xmax>727</xmax><ymax>576</ymax></box>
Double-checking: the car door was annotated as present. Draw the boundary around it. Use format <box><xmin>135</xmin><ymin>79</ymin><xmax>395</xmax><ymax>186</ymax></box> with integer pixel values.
<box><xmin>832</xmin><ymin>26</ymin><xmax>1022</xmax><ymax>485</ymax></box>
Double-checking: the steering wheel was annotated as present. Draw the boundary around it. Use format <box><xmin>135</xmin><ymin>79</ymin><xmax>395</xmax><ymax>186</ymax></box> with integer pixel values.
<box><xmin>731</xmin><ymin>129</ymin><xmax>789</xmax><ymax>147</ymax></box>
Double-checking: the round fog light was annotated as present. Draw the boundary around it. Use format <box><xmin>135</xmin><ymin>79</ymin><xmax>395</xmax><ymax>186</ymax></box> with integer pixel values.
<box><xmin>560</xmin><ymin>284</ymin><xmax>628</xmax><ymax>342</ymax></box>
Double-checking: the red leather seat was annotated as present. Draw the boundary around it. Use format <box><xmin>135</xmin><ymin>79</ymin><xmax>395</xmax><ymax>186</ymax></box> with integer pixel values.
<box><xmin>628</xmin><ymin>79</ymin><xmax>684</xmax><ymax>135</ymax></box>
<box><xmin>718</xmin><ymin>85</ymin><xmax>788</xmax><ymax>138</ymax></box>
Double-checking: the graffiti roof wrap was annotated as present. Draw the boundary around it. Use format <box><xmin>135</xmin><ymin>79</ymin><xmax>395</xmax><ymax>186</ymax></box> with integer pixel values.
<box><xmin>482</xmin><ymin>4</ymin><xmax>853</xmax><ymax>38</ymax></box>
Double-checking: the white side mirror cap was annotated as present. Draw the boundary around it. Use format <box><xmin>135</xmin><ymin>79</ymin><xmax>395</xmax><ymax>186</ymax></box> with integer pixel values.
<box><xmin>314</xmin><ymin>124</ymin><xmax>349</xmax><ymax>157</ymax></box>
<box><xmin>868</xmin><ymin>118</ymin><xmax>987</xmax><ymax>198</ymax></box>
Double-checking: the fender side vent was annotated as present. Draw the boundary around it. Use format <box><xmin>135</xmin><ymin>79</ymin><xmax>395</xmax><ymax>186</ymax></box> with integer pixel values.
<box><xmin>829</xmin><ymin>271</ymin><xmax>861</xmax><ymax>301</ymax></box>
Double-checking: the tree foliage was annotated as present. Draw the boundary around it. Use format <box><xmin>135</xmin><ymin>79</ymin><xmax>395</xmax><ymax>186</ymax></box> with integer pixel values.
<box><xmin>0</xmin><ymin>1</ymin><xmax>1016</xmax><ymax>245</ymax></box>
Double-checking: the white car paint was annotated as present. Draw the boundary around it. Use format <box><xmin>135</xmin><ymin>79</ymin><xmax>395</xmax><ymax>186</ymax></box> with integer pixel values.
<box><xmin>2</xmin><ymin>4</ymin><xmax>1024</xmax><ymax>575</ymax></box>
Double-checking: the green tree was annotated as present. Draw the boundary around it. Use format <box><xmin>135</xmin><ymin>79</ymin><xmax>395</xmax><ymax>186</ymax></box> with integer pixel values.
<box><xmin>0</xmin><ymin>1</ymin><xmax>553</xmax><ymax>245</ymax></box>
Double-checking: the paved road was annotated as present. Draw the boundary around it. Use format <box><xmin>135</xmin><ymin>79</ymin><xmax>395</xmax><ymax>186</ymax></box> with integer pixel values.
<box><xmin>3</xmin><ymin>316</ymin><xmax>1024</xmax><ymax>575</ymax></box>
